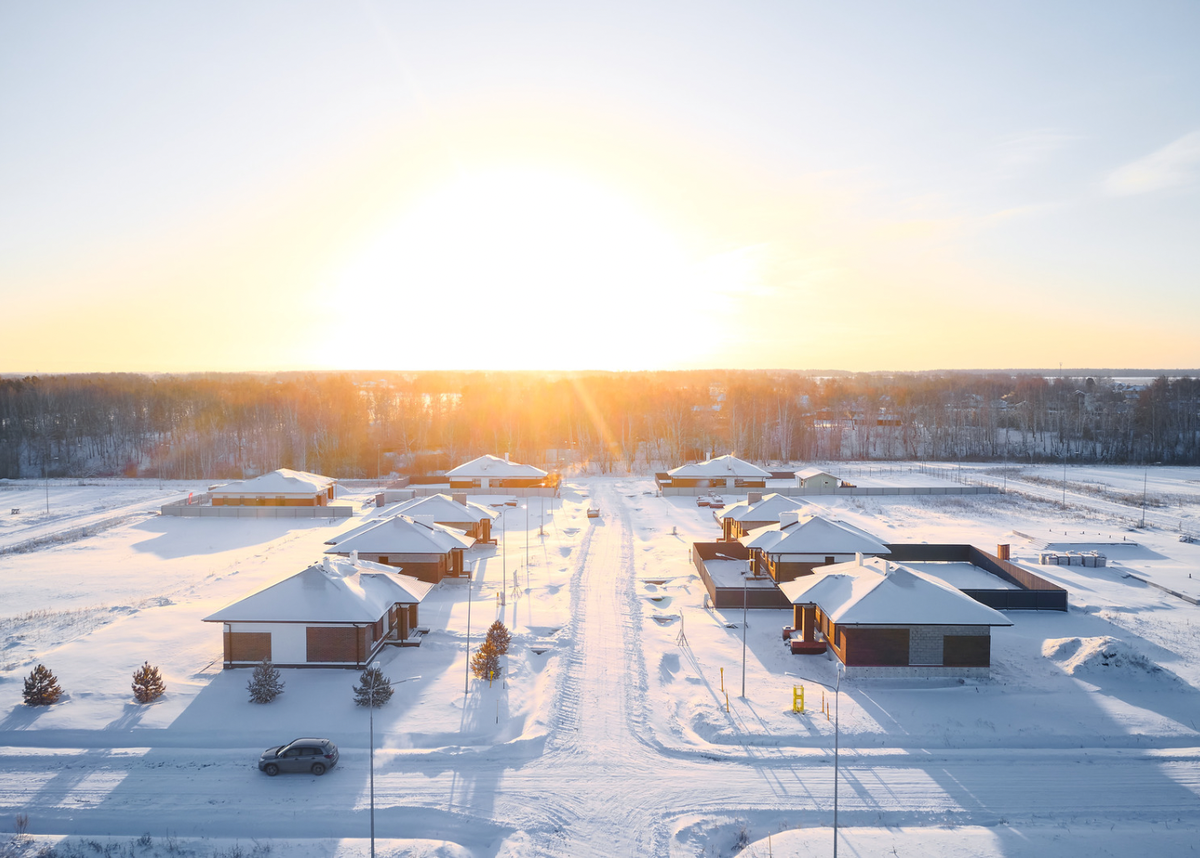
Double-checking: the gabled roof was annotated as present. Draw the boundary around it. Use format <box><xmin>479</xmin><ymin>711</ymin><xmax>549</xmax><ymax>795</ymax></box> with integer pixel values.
<box><xmin>210</xmin><ymin>468</ymin><xmax>335</xmax><ymax>496</ymax></box>
<box><xmin>796</xmin><ymin>467</ymin><xmax>838</xmax><ymax>481</ymax></box>
<box><xmin>779</xmin><ymin>557</ymin><xmax>1012</xmax><ymax>626</ymax></box>
<box><xmin>716</xmin><ymin>492</ymin><xmax>811</xmax><ymax>523</ymax></box>
<box><xmin>326</xmin><ymin>495</ymin><xmax>498</xmax><ymax>546</ymax></box>
<box><xmin>741</xmin><ymin>514</ymin><xmax>890</xmax><ymax>557</ymax></box>
<box><xmin>668</xmin><ymin>455</ymin><xmax>771</xmax><ymax>479</ymax></box>
<box><xmin>203</xmin><ymin>556</ymin><xmax>433</xmax><ymax>624</ymax></box>
<box><xmin>324</xmin><ymin>514</ymin><xmax>474</xmax><ymax>556</ymax></box>
<box><xmin>446</xmin><ymin>454</ymin><xmax>548</xmax><ymax>479</ymax></box>
<box><xmin>391</xmin><ymin>493</ymin><xmax>500</xmax><ymax>523</ymax></box>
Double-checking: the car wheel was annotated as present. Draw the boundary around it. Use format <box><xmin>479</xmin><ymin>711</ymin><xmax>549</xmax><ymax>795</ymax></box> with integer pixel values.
<box><xmin>264</xmin><ymin>764</ymin><xmax>279</xmax><ymax>777</ymax></box>
<box><xmin>311</xmin><ymin>763</ymin><xmax>326</xmax><ymax>776</ymax></box>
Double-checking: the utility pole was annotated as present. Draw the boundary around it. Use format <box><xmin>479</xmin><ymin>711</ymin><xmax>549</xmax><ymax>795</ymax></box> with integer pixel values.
<box><xmin>833</xmin><ymin>664</ymin><xmax>842</xmax><ymax>858</ymax></box>
<box><xmin>464</xmin><ymin>574</ymin><xmax>473</xmax><ymax>696</ymax></box>
<box><xmin>1137</xmin><ymin>465</ymin><xmax>1147</xmax><ymax>528</ymax></box>
<box><xmin>741</xmin><ymin>566</ymin><xmax>748</xmax><ymax>698</ymax></box>
<box><xmin>369</xmin><ymin>659</ymin><xmax>381</xmax><ymax>858</ymax></box>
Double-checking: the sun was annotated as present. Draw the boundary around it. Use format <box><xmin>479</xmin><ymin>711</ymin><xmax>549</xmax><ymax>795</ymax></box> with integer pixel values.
<box><xmin>332</xmin><ymin>167</ymin><xmax>740</xmax><ymax>370</ymax></box>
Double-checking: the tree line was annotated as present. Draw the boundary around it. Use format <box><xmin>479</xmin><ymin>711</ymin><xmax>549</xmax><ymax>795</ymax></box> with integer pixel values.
<box><xmin>1</xmin><ymin>370</ymin><xmax>1197</xmax><ymax>480</ymax></box>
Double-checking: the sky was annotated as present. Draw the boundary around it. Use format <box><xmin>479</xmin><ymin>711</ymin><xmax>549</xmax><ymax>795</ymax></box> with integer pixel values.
<box><xmin>2</xmin><ymin>1</ymin><xmax>1199</xmax><ymax>374</ymax></box>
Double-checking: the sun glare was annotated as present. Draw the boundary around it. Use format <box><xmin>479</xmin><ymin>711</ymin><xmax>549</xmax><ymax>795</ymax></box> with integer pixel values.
<box><xmin>334</xmin><ymin>168</ymin><xmax>742</xmax><ymax>370</ymax></box>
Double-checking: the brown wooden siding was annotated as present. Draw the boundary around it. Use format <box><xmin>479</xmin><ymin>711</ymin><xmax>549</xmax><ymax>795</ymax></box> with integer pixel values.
<box><xmin>225</xmin><ymin>631</ymin><xmax>271</xmax><ymax>663</ymax></box>
<box><xmin>845</xmin><ymin>627</ymin><xmax>910</xmax><ymax>666</ymax></box>
<box><xmin>306</xmin><ymin>627</ymin><xmax>365</xmax><ymax>663</ymax></box>
<box><xmin>943</xmin><ymin>634</ymin><xmax>991</xmax><ymax>667</ymax></box>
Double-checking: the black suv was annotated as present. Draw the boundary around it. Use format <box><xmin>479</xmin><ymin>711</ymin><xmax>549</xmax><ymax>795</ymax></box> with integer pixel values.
<box><xmin>258</xmin><ymin>738</ymin><xmax>339</xmax><ymax>776</ymax></box>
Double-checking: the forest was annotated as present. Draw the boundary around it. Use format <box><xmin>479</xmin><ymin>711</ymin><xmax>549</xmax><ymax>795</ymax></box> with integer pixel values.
<box><xmin>1</xmin><ymin>370</ymin><xmax>1197</xmax><ymax>480</ymax></box>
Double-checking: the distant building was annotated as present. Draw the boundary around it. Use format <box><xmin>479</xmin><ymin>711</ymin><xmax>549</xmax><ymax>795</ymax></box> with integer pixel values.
<box><xmin>384</xmin><ymin>492</ymin><xmax>500</xmax><ymax>544</ymax></box>
<box><xmin>446</xmin><ymin>454</ymin><xmax>550</xmax><ymax>489</ymax></box>
<box><xmin>741</xmin><ymin>512</ymin><xmax>890</xmax><ymax>583</ymax></box>
<box><xmin>666</xmin><ymin>455</ymin><xmax>770</xmax><ymax>490</ymax></box>
<box><xmin>795</xmin><ymin>467</ymin><xmax>840</xmax><ymax>490</ymax></box>
<box><xmin>203</xmin><ymin>556</ymin><xmax>432</xmax><ymax>669</ymax></box>
<box><xmin>209</xmin><ymin>469</ymin><xmax>337</xmax><ymax>507</ymax></box>
<box><xmin>715</xmin><ymin>492</ymin><xmax>811</xmax><ymax>541</ymax></box>
<box><xmin>324</xmin><ymin>514</ymin><xmax>474</xmax><ymax>583</ymax></box>
<box><xmin>780</xmin><ymin>556</ymin><xmax>1012</xmax><ymax>678</ymax></box>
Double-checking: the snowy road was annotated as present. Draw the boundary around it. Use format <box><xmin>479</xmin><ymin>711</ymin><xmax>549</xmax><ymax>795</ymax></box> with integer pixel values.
<box><xmin>3</xmin><ymin>481</ymin><xmax>1200</xmax><ymax>854</ymax></box>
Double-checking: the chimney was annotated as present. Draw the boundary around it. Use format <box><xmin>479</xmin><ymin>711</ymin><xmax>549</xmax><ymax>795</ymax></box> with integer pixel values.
<box><xmin>452</xmin><ymin>492</ymin><xmax>467</xmax><ymax>506</ymax></box>
<box><xmin>322</xmin><ymin>556</ymin><xmax>334</xmax><ymax>574</ymax></box>
<box><xmin>779</xmin><ymin>511</ymin><xmax>801</xmax><ymax>528</ymax></box>
<box><xmin>856</xmin><ymin>552</ymin><xmax>863</xmax><ymax>566</ymax></box>
<box><xmin>747</xmin><ymin>492</ymin><xmax>762</xmax><ymax>505</ymax></box>
<box><xmin>350</xmin><ymin>550</ymin><xmax>359</xmax><ymax>564</ymax></box>
<box><xmin>504</xmin><ymin>452</ymin><xmax>510</xmax><ymax>463</ymax></box>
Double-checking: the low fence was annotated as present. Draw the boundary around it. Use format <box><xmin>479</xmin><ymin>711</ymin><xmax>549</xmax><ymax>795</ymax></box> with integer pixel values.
<box><xmin>161</xmin><ymin>493</ymin><xmax>354</xmax><ymax>518</ymax></box>
<box><xmin>692</xmin><ymin>542</ymin><xmax>791</xmax><ymax>610</ymax></box>
<box><xmin>163</xmin><ymin>505</ymin><xmax>354</xmax><ymax>518</ymax></box>
<box><xmin>406</xmin><ymin>485</ymin><xmax>558</xmax><ymax>499</ymax></box>
<box><xmin>884</xmin><ymin>542</ymin><xmax>1068</xmax><ymax>611</ymax></box>
<box><xmin>661</xmin><ymin>485</ymin><xmax>1000</xmax><ymax>498</ymax></box>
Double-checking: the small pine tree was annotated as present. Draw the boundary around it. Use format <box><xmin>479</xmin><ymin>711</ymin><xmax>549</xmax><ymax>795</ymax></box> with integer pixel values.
<box><xmin>247</xmin><ymin>659</ymin><xmax>285</xmax><ymax>704</ymax></box>
<box><xmin>131</xmin><ymin>662</ymin><xmax>166</xmax><ymax>703</ymax></box>
<box><xmin>23</xmin><ymin>664</ymin><xmax>63</xmax><ymax>706</ymax></box>
<box><xmin>470</xmin><ymin>639</ymin><xmax>502</xmax><ymax>681</ymax></box>
<box><xmin>485</xmin><ymin>620</ymin><xmax>512</xmax><ymax>655</ymax></box>
<box><xmin>353</xmin><ymin>665</ymin><xmax>394</xmax><ymax>707</ymax></box>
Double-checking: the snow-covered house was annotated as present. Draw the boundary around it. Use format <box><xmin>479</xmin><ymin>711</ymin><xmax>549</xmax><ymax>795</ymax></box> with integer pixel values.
<box><xmin>324</xmin><ymin>514</ymin><xmax>474</xmax><ymax>583</ymax></box>
<box><xmin>780</xmin><ymin>556</ymin><xmax>1012</xmax><ymax>678</ymax></box>
<box><xmin>715</xmin><ymin>492</ymin><xmax>811</xmax><ymax>541</ymax></box>
<box><xmin>384</xmin><ymin>493</ymin><xmax>500</xmax><ymax>544</ymax></box>
<box><xmin>795</xmin><ymin>467</ymin><xmax>840</xmax><ymax>490</ymax></box>
<box><xmin>667</xmin><ymin>455</ymin><xmax>770</xmax><ymax>489</ymax></box>
<box><xmin>446</xmin><ymin>454</ymin><xmax>550</xmax><ymax>489</ymax></box>
<box><xmin>209</xmin><ymin>469</ymin><xmax>337</xmax><ymax>507</ymax></box>
<box><xmin>203</xmin><ymin>556</ymin><xmax>433</xmax><ymax>669</ymax></box>
<box><xmin>741</xmin><ymin>512</ymin><xmax>890</xmax><ymax>583</ymax></box>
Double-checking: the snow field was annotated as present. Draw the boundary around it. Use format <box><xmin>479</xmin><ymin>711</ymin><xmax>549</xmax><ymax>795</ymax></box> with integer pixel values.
<box><xmin>1</xmin><ymin>471</ymin><xmax>1199</xmax><ymax>856</ymax></box>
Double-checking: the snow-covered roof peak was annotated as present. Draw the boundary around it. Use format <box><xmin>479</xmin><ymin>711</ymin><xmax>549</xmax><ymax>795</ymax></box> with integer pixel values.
<box><xmin>446</xmin><ymin>455</ymin><xmax>548</xmax><ymax>479</ymax></box>
<box><xmin>668</xmin><ymin>455</ymin><xmax>771</xmax><ymax>479</ymax></box>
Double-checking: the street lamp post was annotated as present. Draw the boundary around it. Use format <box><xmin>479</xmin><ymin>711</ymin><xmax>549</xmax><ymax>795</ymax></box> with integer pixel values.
<box><xmin>1141</xmin><ymin>467</ymin><xmax>1149</xmax><ymax>528</ymax></box>
<box><xmin>741</xmin><ymin>570</ymin><xmax>748</xmax><ymax>698</ymax></box>
<box><xmin>464</xmin><ymin>569</ymin><xmax>473</xmax><ymax>696</ymax></box>
<box><xmin>833</xmin><ymin>663</ymin><xmax>842</xmax><ymax>858</ymax></box>
<box><xmin>369</xmin><ymin>659</ymin><xmax>381</xmax><ymax>858</ymax></box>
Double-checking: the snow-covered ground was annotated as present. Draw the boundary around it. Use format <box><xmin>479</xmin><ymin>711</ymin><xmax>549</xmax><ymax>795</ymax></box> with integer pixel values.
<box><xmin>1</xmin><ymin>470</ymin><xmax>1199</xmax><ymax>857</ymax></box>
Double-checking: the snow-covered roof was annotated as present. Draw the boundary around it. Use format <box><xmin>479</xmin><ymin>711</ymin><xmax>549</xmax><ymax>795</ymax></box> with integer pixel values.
<box><xmin>779</xmin><ymin>557</ymin><xmax>1012</xmax><ymax>627</ymax></box>
<box><xmin>716</xmin><ymin>493</ymin><xmax>811</xmax><ymax>523</ymax></box>
<box><xmin>326</xmin><ymin>495</ymin><xmax>497</xmax><ymax>546</ymax></box>
<box><xmin>795</xmin><ymin>467</ymin><xmax>838</xmax><ymax>481</ymax></box>
<box><xmin>391</xmin><ymin>493</ymin><xmax>500</xmax><ymax>523</ymax></box>
<box><xmin>203</xmin><ymin>556</ymin><xmax>433</xmax><ymax>624</ymax></box>
<box><xmin>324</xmin><ymin>514</ymin><xmax>474</xmax><ymax>556</ymax></box>
<box><xmin>210</xmin><ymin>468</ymin><xmax>336</xmax><ymax>496</ymax></box>
<box><xmin>446</xmin><ymin>455</ymin><xmax>548</xmax><ymax>479</ymax></box>
<box><xmin>667</xmin><ymin>455</ymin><xmax>771</xmax><ymax>479</ymax></box>
<box><xmin>741</xmin><ymin>514</ymin><xmax>890</xmax><ymax>557</ymax></box>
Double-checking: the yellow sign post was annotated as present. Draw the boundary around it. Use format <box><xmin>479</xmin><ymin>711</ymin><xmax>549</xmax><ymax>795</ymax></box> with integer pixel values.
<box><xmin>792</xmin><ymin>685</ymin><xmax>804</xmax><ymax>714</ymax></box>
